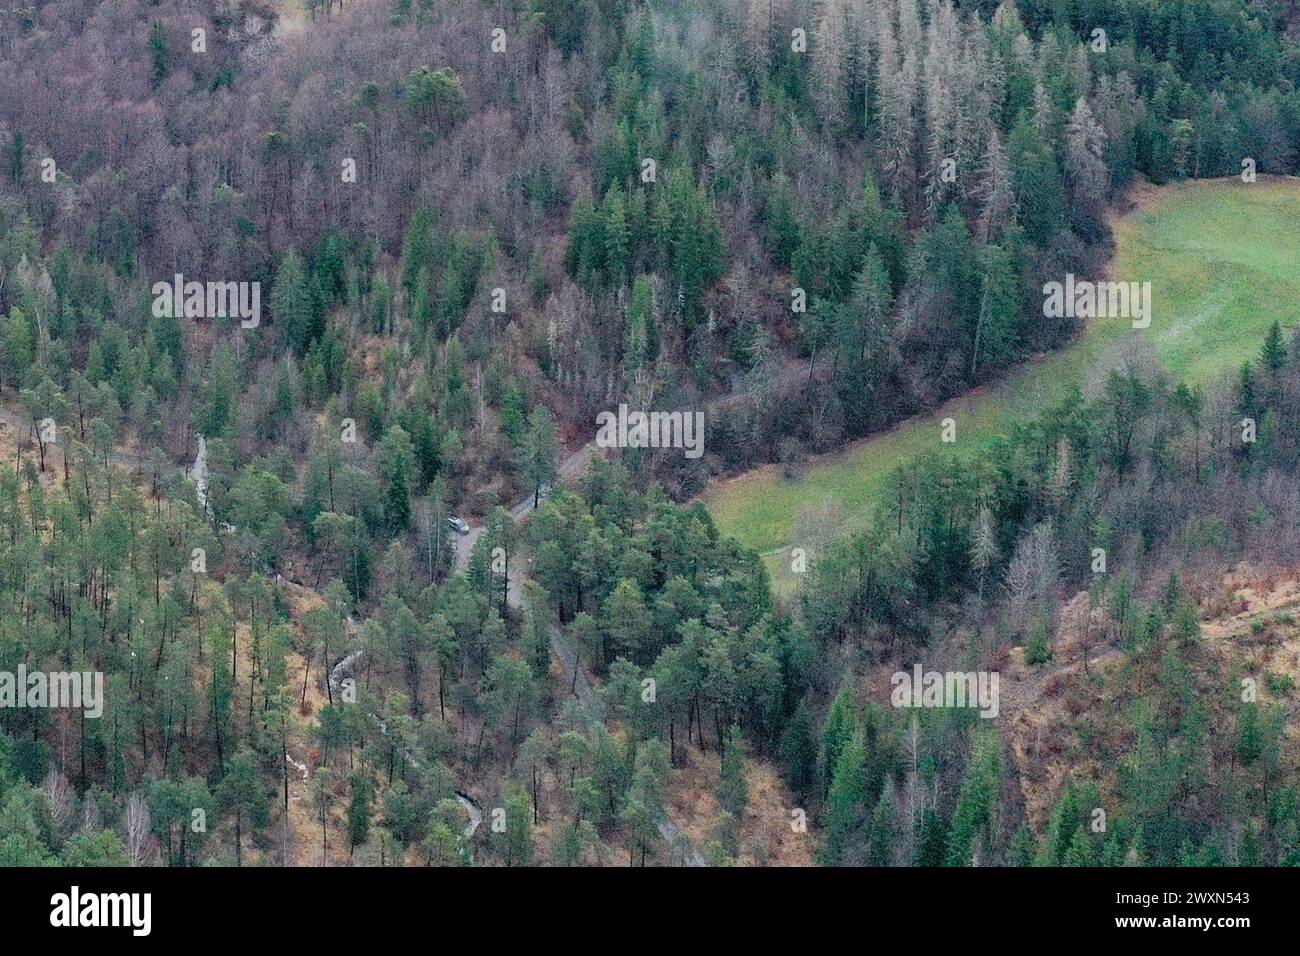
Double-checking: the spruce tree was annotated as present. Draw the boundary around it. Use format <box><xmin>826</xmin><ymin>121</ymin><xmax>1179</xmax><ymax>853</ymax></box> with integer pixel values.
<box><xmin>820</xmin><ymin>725</ymin><xmax>869</xmax><ymax>866</ymax></box>
<box><xmin>1260</xmin><ymin>320</ymin><xmax>1287</xmax><ymax>375</ymax></box>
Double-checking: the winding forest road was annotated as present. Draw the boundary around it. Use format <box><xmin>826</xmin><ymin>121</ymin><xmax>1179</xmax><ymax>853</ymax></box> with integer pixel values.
<box><xmin>519</xmin><ymin>579</ymin><xmax>707</xmax><ymax>867</ymax></box>
<box><xmin>445</xmin><ymin>365</ymin><xmax>815</xmax><ymax>867</ymax></box>
<box><xmin>452</xmin><ymin>529</ymin><xmax>706</xmax><ymax>864</ymax></box>
<box><xmin>325</xmin><ymin>648</ymin><xmax>483</xmax><ymax>840</ymax></box>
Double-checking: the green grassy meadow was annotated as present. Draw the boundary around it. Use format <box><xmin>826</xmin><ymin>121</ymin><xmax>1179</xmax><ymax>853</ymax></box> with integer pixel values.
<box><xmin>704</xmin><ymin>177</ymin><xmax>1300</xmax><ymax>593</ymax></box>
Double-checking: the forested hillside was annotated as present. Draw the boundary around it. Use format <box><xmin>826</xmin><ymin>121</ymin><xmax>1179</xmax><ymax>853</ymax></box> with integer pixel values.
<box><xmin>0</xmin><ymin>0</ymin><xmax>1299</xmax><ymax>867</ymax></box>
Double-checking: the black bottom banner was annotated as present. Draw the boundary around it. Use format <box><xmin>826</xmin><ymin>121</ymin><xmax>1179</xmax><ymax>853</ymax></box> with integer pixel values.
<box><xmin>0</xmin><ymin>865</ymin><xmax>1276</xmax><ymax>943</ymax></box>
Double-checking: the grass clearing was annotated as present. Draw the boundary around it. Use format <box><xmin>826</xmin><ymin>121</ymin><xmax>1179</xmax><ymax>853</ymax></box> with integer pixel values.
<box><xmin>703</xmin><ymin>177</ymin><xmax>1300</xmax><ymax>594</ymax></box>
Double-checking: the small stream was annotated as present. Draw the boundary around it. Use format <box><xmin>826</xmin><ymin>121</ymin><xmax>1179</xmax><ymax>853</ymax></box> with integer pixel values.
<box><xmin>285</xmin><ymin>753</ymin><xmax>309</xmax><ymax>799</ymax></box>
<box><xmin>189</xmin><ymin>434</ymin><xmax>209</xmax><ymax>509</ymax></box>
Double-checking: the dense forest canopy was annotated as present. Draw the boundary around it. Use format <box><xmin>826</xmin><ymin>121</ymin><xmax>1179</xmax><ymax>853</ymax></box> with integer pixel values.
<box><xmin>0</xmin><ymin>0</ymin><xmax>1298</xmax><ymax>868</ymax></box>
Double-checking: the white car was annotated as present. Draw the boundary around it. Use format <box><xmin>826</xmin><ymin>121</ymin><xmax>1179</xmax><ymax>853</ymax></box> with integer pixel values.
<box><xmin>448</xmin><ymin>516</ymin><xmax>471</xmax><ymax>535</ymax></box>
